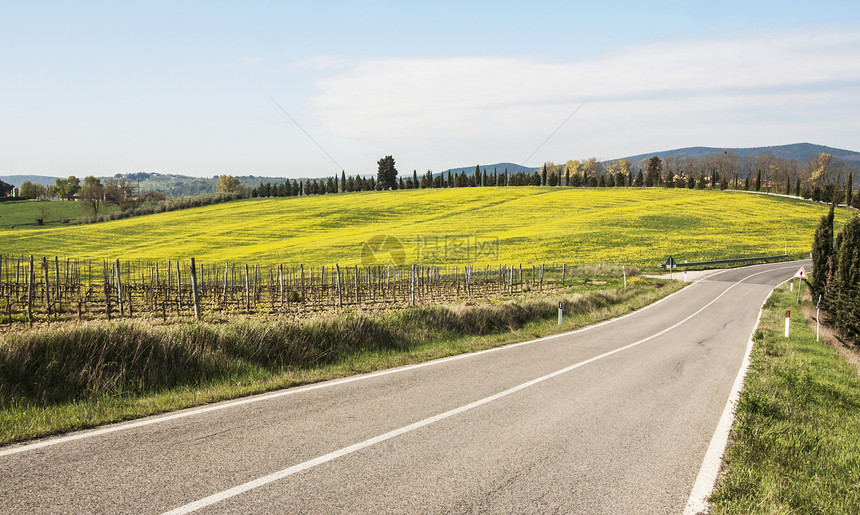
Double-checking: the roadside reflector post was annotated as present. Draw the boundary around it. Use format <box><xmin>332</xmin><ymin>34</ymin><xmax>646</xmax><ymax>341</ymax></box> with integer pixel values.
<box><xmin>622</xmin><ymin>266</ymin><xmax>627</xmax><ymax>289</ymax></box>
<box><xmin>558</xmin><ymin>301</ymin><xmax>563</xmax><ymax>326</ymax></box>
<box><xmin>790</xmin><ymin>279</ymin><xmax>793</xmax><ymax>292</ymax></box>
<box><xmin>785</xmin><ymin>310</ymin><xmax>790</xmax><ymax>338</ymax></box>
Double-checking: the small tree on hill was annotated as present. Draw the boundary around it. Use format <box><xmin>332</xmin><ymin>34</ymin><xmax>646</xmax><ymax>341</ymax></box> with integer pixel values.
<box><xmin>80</xmin><ymin>176</ymin><xmax>104</xmax><ymax>216</ymax></box>
<box><xmin>377</xmin><ymin>155</ymin><xmax>398</xmax><ymax>190</ymax></box>
<box><xmin>216</xmin><ymin>175</ymin><xmax>242</xmax><ymax>193</ymax></box>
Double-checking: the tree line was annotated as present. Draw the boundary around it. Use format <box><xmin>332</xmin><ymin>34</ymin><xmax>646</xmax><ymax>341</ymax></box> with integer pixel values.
<box><xmin>245</xmin><ymin>152</ymin><xmax>858</xmax><ymax>208</ymax></box>
<box><xmin>10</xmin><ymin>151</ymin><xmax>860</xmax><ymax>210</ymax></box>
<box><xmin>811</xmin><ymin>207</ymin><xmax>860</xmax><ymax>344</ymax></box>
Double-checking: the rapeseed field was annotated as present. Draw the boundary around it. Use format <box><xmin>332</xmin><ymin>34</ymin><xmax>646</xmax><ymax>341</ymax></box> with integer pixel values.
<box><xmin>0</xmin><ymin>187</ymin><xmax>851</xmax><ymax>267</ymax></box>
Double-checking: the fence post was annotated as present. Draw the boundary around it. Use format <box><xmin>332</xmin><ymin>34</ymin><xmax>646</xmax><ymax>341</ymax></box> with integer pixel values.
<box><xmin>190</xmin><ymin>258</ymin><xmax>201</xmax><ymax>320</ymax></box>
<box><xmin>335</xmin><ymin>264</ymin><xmax>343</xmax><ymax>308</ymax></box>
<box><xmin>222</xmin><ymin>262</ymin><xmax>229</xmax><ymax>306</ymax></box>
<box><xmin>54</xmin><ymin>256</ymin><xmax>60</xmax><ymax>302</ymax></box>
<box><xmin>115</xmin><ymin>258</ymin><xmax>124</xmax><ymax>317</ymax></box>
<box><xmin>300</xmin><ymin>264</ymin><xmax>305</xmax><ymax>303</ymax></box>
<box><xmin>42</xmin><ymin>256</ymin><xmax>52</xmax><ymax>316</ymax></box>
<box><xmin>411</xmin><ymin>264</ymin><xmax>416</xmax><ymax>306</ymax></box>
<box><xmin>244</xmin><ymin>264</ymin><xmax>251</xmax><ymax>311</ymax></box>
<box><xmin>27</xmin><ymin>255</ymin><xmax>34</xmax><ymax>326</ymax></box>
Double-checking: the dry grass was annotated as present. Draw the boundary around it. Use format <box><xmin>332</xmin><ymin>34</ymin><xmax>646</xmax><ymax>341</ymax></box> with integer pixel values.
<box><xmin>801</xmin><ymin>299</ymin><xmax>860</xmax><ymax>377</ymax></box>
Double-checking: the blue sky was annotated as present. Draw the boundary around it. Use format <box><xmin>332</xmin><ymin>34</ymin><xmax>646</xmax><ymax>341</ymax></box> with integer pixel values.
<box><xmin>2</xmin><ymin>1</ymin><xmax>859</xmax><ymax>178</ymax></box>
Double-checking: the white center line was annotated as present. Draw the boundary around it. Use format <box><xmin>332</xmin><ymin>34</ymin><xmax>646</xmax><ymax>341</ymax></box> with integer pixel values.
<box><xmin>163</xmin><ymin>266</ymin><xmax>787</xmax><ymax>514</ymax></box>
<box><xmin>1</xmin><ymin>268</ymin><xmax>698</xmax><ymax>459</ymax></box>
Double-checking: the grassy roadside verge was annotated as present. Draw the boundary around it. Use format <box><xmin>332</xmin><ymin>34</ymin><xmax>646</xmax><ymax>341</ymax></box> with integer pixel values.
<box><xmin>0</xmin><ymin>277</ymin><xmax>683</xmax><ymax>446</ymax></box>
<box><xmin>709</xmin><ymin>284</ymin><xmax>860</xmax><ymax>513</ymax></box>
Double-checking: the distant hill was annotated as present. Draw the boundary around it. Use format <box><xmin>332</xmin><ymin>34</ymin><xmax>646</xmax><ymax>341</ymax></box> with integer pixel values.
<box><xmin>0</xmin><ymin>175</ymin><xmax>62</xmax><ymax>188</ymax></box>
<box><xmin>435</xmin><ymin>162</ymin><xmax>539</xmax><ymax>177</ymax></box>
<box><xmin>0</xmin><ymin>173</ymin><xmax>294</xmax><ymax>197</ymax></box>
<box><xmin>618</xmin><ymin>143</ymin><xmax>860</xmax><ymax>165</ymax></box>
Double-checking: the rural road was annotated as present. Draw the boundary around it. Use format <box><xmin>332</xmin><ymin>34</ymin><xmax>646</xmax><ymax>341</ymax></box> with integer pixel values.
<box><xmin>0</xmin><ymin>260</ymin><xmax>807</xmax><ymax>514</ymax></box>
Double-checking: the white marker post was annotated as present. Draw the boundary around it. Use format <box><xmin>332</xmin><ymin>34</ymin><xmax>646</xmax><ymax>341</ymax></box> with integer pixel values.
<box><xmin>622</xmin><ymin>266</ymin><xmax>627</xmax><ymax>289</ymax></box>
<box><xmin>785</xmin><ymin>310</ymin><xmax>790</xmax><ymax>338</ymax></box>
<box><xmin>558</xmin><ymin>301</ymin><xmax>563</xmax><ymax>326</ymax></box>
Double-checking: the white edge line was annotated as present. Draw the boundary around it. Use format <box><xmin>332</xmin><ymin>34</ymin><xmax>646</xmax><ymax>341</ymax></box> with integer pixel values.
<box><xmin>162</xmin><ymin>266</ymin><xmax>789</xmax><ymax>514</ymax></box>
<box><xmin>683</xmin><ymin>277</ymin><xmax>792</xmax><ymax>515</ymax></box>
<box><xmin>0</xmin><ymin>262</ymin><xmax>802</xmax><ymax>459</ymax></box>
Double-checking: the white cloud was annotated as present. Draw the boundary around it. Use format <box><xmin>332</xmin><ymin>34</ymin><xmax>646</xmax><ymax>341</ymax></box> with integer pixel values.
<box><xmin>308</xmin><ymin>28</ymin><xmax>860</xmax><ymax>161</ymax></box>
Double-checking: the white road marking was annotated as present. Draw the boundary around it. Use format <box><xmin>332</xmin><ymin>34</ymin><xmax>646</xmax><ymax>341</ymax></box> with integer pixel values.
<box><xmin>162</xmin><ymin>266</ymin><xmax>790</xmax><ymax>514</ymax></box>
<box><xmin>683</xmin><ymin>277</ymin><xmax>791</xmax><ymax>514</ymax></box>
<box><xmin>0</xmin><ymin>272</ymin><xmax>695</xmax><ymax>459</ymax></box>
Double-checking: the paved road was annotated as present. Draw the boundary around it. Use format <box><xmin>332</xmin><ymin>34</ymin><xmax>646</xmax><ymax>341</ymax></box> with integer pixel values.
<box><xmin>0</xmin><ymin>260</ymin><xmax>806</xmax><ymax>514</ymax></box>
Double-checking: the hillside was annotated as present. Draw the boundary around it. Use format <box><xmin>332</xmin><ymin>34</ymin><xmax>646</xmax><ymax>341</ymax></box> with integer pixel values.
<box><xmin>619</xmin><ymin>142</ymin><xmax>860</xmax><ymax>165</ymax></box>
<box><xmin>5</xmin><ymin>144</ymin><xmax>857</xmax><ymax>196</ymax></box>
<box><xmin>1</xmin><ymin>188</ymin><xmax>851</xmax><ymax>267</ymax></box>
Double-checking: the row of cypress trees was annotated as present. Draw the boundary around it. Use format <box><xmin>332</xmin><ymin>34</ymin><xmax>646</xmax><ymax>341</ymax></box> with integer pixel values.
<box><xmin>811</xmin><ymin>206</ymin><xmax>860</xmax><ymax>343</ymax></box>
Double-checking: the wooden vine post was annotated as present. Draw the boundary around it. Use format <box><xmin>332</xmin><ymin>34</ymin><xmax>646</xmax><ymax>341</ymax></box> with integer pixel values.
<box><xmin>115</xmin><ymin>258</ymin><xmax>124</xmax><ymax>317</ymax></box>
<box><xmin>190</xmin><ymin>257</ymin><xmax>201</xmax><ymax>320</ymax></box>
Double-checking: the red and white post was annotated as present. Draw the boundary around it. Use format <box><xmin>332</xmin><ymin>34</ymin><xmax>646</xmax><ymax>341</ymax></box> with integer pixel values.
<box><xmin>785</xmin><ymin>310</ymin><xmax>790</xmax><ymax>338</ymax></box>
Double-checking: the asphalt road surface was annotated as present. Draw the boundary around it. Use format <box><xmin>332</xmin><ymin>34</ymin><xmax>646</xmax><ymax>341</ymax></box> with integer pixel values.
<box><xmin>0</xmin><ymin>260</ymin><xmax>807</xmax><ymax>514</ymax></box>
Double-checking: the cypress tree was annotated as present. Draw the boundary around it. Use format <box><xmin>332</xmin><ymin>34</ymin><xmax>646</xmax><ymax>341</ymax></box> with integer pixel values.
<box><xmin>785</xmin><ymin>176</ymin><xmax>791</xmax><ymax>195</ymax></box>
<box><xmin>341</xmin><ymin>171</ymin><xmax>346</xmax><ymax>192</ymax></box>
<box><xmin>447</xmin><ymin>170</ymin><xmax>453</xmax><ymax>187</ymax></box>
<box><xmin>376</xmin><ymin>155</ymin><xmax>398</xmax><ymax>190</ymax></box>
<box><xmin>755</xmin><ymin>170</ymin><xmax>762</xmax><ymax>191</ymax></box>
<box><xmin>811</xmin><ymin>205</ymin><xmax>835</xmax><ymax>297</ymax></box>
<box><xmin>541</xmin><ymin>164</ymin><xmax>547</xmax><ymax>186</ymax></box>
<box><xmin>795</xmin><ymin>177</ymin><xmax>801</xmax><ymax>197</ymax></box>
<box><xmin>831</xmin><ymin>215</ymin><xmax>860</xmax><ymax>341</ymax></box>
<box><xmin>847</xmin><ymin>172</ymin><xmax>853</xmax><ymax>206</ymax></box>
<box><xmin>413</xmin><ymin>170</ymin><xmax>418</xmax><ymax>189</ymax></box>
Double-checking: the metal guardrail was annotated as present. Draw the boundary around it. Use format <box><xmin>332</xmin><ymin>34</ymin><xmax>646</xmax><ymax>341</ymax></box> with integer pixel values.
<box><xmin>659</xmin><ymin>254</ymin><xmax>790</xmax><ymax>269</ymax></box>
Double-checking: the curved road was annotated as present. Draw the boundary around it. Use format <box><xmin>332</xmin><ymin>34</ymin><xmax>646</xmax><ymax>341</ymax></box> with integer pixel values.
<box><xmin>0</xmin><ymin>260</ymin><xmax>806</xmax><ymax>514</ymax></box>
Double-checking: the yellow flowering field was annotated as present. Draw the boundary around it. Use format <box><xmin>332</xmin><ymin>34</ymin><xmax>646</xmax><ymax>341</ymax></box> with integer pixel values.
<box><xmin>0</xmin><ymin>187</ymin><xmax>851</xmax><ymax>268</ymax></box>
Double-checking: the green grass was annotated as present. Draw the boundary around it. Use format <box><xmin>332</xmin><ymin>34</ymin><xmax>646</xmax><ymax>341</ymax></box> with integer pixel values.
<box><xmin>0</xmin><ymin>199</ymin><xmax>118</xmax><ymax>228</ymax></box>
<box><xmin>0</xmin><ymin>276</ymin><xmax>682</xmax><ymax>445</ymax></box>
<box><xmin>0</xmin><ymin>188</ymin><xmax>852</xmax><ymax>267</ymax></box>
<box><xmin>709</xmin><ymin>285</ymin><xmax>860</xmax><ymax>513</ymax></box>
